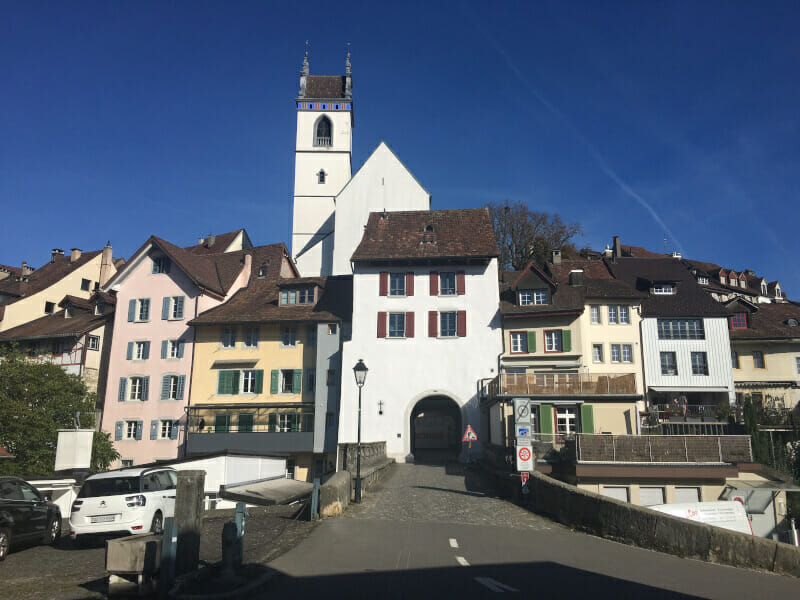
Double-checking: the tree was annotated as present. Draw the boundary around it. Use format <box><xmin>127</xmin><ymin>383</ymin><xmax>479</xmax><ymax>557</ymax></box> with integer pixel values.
<box><xmin>0</xmin><ymin>348</ymin><xmax>118</xmax><ymax>477</ymax></box>
<box><xmin>485</xmin><ymin>201</ymin><xmax>582</xmax><ymax>271</ymax></box>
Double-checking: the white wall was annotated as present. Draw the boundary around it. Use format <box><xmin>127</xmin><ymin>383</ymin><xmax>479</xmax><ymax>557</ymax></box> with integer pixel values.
<box><xmin>331</xmin><ymin>142</ymin><xmax>430</xmax><ymax>276</ymax></box>
<box><xmin>338</xmin><ymin>260</ymin><xmax>502</xmax><ymax>462</ymax></box>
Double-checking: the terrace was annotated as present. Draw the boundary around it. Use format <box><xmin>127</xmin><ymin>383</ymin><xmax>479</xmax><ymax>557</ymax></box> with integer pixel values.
<box><xmin>488</xmin><ymin>372</ymin><xmax>638</xmax><ymax>398</ymax></box>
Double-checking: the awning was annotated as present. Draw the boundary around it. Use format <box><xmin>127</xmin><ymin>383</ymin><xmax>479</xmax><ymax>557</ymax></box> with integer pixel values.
<box><xmin>649</xmin><ymin>386</ymin><xmax>730</xmax><ymax>393</ymax></box>
<box><xmin>219</xmin><ymin>476</ymin><xmax>312</xmax><ymax>506</ymax></box>
<box><xmin>211</xmin><ymin>359</ymin><xmax>259</xmax><ymax>369</ymax></box>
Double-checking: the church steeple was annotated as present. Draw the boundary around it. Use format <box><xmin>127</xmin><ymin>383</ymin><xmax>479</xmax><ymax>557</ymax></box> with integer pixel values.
<box><xmin>299</xmin><ymin>43</ymin><xmax>310</xmax><ymax>98</ymax></box>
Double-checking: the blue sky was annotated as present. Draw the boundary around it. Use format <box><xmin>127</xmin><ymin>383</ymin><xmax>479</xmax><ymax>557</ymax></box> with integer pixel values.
<box><xmin>2</xmin><ymin>1</ymin><xmax>799</xmax><ymax>294</ymax></box>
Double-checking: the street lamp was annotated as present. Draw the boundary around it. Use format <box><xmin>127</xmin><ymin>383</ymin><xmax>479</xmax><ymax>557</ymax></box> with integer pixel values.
<box><xmin>353</xmin><ymin>359</ymin><xmax>368</xmax><ymax>503</ymax></box>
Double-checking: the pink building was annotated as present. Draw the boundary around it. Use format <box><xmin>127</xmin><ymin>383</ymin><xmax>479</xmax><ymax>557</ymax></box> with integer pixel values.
<box><xmin>100</xmin><ymin>232</ymin><xmax>287</xmax><ymax>466</ymax></box>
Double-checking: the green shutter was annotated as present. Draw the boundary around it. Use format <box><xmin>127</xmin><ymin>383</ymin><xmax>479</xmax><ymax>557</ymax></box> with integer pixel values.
<box><xmin>218</xmin><ymin>370</ymin><xmax>236</xmax><ymax>395</ymax></box>
<box><xmin>539</xmin><ymin>404</ymin><xmax>554</xmax><ymax>434</ymax></box>
<box><xmin>562</xmin><ymin>329</ymin><xmax>572</xmax><ymax>352</ymax></box>
<box><xmin>231</xmin><ymin>370</ymin><xmax>240</xmax><ymax>395</ymax></box>
<box><xmin>526</xmin><ymin>331</ymin><xmax>536</xmax><ymax>353</ymax></box>
<box><xmin>217</xmin><ymin>371</ymin><xmax>225</xmax><ymax>394</ymax></box>
<box><xmin>293</xmin><ymin>369</ymin><xmax>303</xmax><ymax>394</ymax></box>
<box><xmin>580</xmin><ymin>404</ymin><xmax>595</xmax><ymax>434</ymax></box>
<box><xmin>270</xmin><ymin>370</ymin><xmax>279</xmax><ymax>394</ymax></box>
<box><xmin>254</xmin><ymin>370</ymin><xmax>264</xmax><ymax>394</ymax></box>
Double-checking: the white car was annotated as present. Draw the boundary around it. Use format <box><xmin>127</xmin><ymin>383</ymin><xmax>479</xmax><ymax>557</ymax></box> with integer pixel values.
<box><xmin>69</xmin><ymin>467</ymin><xmax>177</xmax><ymax>542</ymax></box>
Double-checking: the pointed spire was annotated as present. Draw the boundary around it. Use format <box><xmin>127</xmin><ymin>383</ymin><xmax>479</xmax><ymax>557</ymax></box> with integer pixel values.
<box><xmin>345</xmin><ymin>42</ymin><xmax>351</xmax><ymax>76</ymax></box>
<box><xmin>301</xmin><ymin>40</ymin><xmax>309</xmax><ymax>76</ymax></box>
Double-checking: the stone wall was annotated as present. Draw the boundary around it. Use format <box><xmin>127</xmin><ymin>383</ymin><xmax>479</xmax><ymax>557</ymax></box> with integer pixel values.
<box><xmin>525</xmin><ymin>469</ymin><xmax>800</xmax><ymax>577</ymax></box>
<box><xmin>338</xmin><ymin>441</ymin><xmax>386</xmax><ymax>472</ymax></box>
<box><xmin>319</xmin><ymin>471</ymin><xmax>351</xmax><ymax>517</ymax></box>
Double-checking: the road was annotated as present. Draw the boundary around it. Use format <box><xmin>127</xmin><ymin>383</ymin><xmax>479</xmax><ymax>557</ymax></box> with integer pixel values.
<box><xmin>267</xmin><ymin>462</ymin><xmax>800</xmax><ymax>599</ymax></box>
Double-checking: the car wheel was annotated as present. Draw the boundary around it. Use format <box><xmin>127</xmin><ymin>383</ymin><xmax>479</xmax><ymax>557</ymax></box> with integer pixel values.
<box><xmin>44</xmin><ymin>516</ymin><xmax>61</xmax><ymax>545</ymax></box>
<box><xmin>0</xmin><ymin>528</ymin><xmax>10</xmax><ymax>561</ymax></box>
<box><xmin>150</xmin><ymin>511</ymin><xmax>163</xmax><ymax>535</ymax></box>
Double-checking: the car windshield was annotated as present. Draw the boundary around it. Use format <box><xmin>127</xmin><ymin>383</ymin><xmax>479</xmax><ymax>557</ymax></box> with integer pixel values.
<box><xmin>78</xmin><ymin>476</ymin><xmax>140</xmax><ymax>497</ymax></box>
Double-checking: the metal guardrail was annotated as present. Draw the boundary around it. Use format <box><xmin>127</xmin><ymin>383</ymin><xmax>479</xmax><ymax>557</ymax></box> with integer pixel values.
<box><xmin>575</xmin><ymin>434</ymin><xmax>753</xmax><ymax>464</ymax></box>
<box><xmin>489</xmin><ymin>372</ymin><xmax>637</xmax><ymax>397</ymax></box>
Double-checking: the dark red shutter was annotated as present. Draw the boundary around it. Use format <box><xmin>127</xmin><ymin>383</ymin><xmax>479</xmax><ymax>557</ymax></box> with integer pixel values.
<box><xmin>377</xmin><ymin>312</ymin><xmax>387</xmax><ymax>338</ymax></box>
<box><xmin>457</xmin><ymin>310</ymin><xmax>466</xmax><ymax>337</ymax></box>
<box><xmin>428</xmin><ymin>311</ymin><xmax>437</xmax><ymax>337</ymax></box>
<box><xmin>379</xmin><ymin>272</ymin><xmax>388</xmax><ymax>296</ymax></box>
<box><xmin>406</xmin><ymin>312</ymin><xmax>415</xmax><ymax>338</ymax></box>
<box><xmin>430</xmin><ymin>272</ymin><xmax>439</xmax><ymax>295</ymax></box>
<box><xmin>406</xmin><ymin>273</ymin><xmax>414</xmax><ymax>296</ymax></box>
<box><xmin>456</xmin><ymin>271</ymin><xmax>466</xmax><ymax>295</ymax></box>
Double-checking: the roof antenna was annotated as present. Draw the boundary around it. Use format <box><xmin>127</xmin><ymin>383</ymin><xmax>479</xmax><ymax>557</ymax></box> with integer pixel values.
<box><xmin>663</xmin><ymin>235</ymin><xmax>667</xmax><ymax>255</ymax></box>
<box><xmin>346</xmin><ymin>42</ymin><xmax>351</xmax><ymax>75</ymax></box>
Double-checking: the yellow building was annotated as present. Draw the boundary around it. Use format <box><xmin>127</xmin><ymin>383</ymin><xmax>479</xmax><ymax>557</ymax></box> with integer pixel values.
<box><xmin>186</xmin><ymin>266</ymin><xmax>352</xmax><ymax>482</ymax></box>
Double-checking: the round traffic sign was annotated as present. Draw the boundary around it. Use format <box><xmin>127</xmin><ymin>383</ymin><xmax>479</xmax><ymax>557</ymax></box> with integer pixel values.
<box><xmin>518</xmin><ymin>447</ymin><xmax>531</xmax><ymax>461</ymax></box>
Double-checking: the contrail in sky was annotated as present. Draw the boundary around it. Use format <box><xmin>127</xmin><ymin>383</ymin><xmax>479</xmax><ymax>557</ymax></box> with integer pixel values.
<box><xmin>467</xmin><ymin>13</ymin><xmax>684</xmax><ymax>255</ymax></box>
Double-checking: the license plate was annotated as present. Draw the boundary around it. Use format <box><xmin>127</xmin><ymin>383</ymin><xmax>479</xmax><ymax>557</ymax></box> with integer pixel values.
<box><xmin>90</xmin><ymin>514</ymin><xmax>116</xmax><ymax>523</ymax></box>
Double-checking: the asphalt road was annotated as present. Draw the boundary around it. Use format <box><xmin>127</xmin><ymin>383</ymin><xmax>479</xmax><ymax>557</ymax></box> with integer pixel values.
<box><xmin>267</xmin><ymin>462</ymin><xmax>800</xmax><ymax>599</ymax></box>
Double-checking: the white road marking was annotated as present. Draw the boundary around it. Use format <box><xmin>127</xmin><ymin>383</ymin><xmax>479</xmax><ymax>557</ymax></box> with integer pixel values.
<box><xmin>474</xmin><ymin>577</ymin><xmax>519</xmax><ymax>592</ymax></box>
<box><xmin>449</xmin><ymin>538</ymin><xmax>459</xmax><ymax>548</ymax></box>
<box><xmin>456</xmin><ymin>556</ymin><xmax>470</xmax><ymax>567</ymax></box>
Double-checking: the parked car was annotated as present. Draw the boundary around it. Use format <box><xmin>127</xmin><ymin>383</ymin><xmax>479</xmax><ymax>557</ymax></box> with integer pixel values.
<box><xmin>69</xmin><ymin>467</ymin><xmax>177</xmax><ymax>543</ymax></box>
<box><xmin>0</xmin><ymin>476</ymin><xmax>62</xmax><ymax>561</ymax></box>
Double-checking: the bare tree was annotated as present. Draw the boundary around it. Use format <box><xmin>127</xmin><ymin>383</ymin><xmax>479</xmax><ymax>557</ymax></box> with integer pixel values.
<box><xmin>486</xmin><ymin>201</ymin><xmax>582</xmax><ymax>271</ymax></box>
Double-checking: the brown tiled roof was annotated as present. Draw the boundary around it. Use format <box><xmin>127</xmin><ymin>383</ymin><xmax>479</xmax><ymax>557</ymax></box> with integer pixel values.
<box><xmin>547</xmin><ymin>259</ymin><xmax>615</xmax><ymax>282</ymax></box>
<box><xmin>0</xmin><ymin>264</ymin><xmax>22</xmax><ymax>276</ymax></box>
<box><xmin>728</xmin><ymin>302</ymin><xmax>800</xmax><ymax>340</ymax></box>
<box><xmin>620</xmin><ymin>244</ymin><xmax>664</xmax><ymax>258</ymax></box>
<box><xmin>351</xmin><ymin>209</ymin><xmax>499</xmax><ymax>263</ymax></box>
<box><xmin>0</xmin><ymin>297</ymin><xmax>113</xmax><ymax>341</ymax></box>
<box><xmin>0</xmin><ymin>250</ymin><xmax>103</xmax><ymax>303</ymax></box>
<box><xmin>304</xmin><ymin>76</ymin><xmax>347</xmax><ymax>99</ymax></box>
<box><xmin>184</xmin><ymin>230</ymin><xmax>246</xmax><ymax>255</ymax></box>
<box><xmin>499</xmin><ymin>269</ymin><xmax>584</xmax><ymax>316</ymax></box>
<box><xmin>0</xmin><ymin>445</ymin><xmax>13</xmax><ymax>459</ymax></box>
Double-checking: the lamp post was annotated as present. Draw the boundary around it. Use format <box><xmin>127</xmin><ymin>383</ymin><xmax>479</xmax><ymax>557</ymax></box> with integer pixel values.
<box><xmin>353</xmin><ymin>359</ymin><xmax>368</xmax><ymax>503</ymax></box>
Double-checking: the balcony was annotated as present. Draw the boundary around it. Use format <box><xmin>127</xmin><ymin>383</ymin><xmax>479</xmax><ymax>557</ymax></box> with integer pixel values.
<box><xmin>574</xmin><ymin>434</ymin><xmax>753</xmax><ymax>464</ymax></box>
<box><xmin>643</xmin><ymin>404</ymin><xmax>732</xmax><ymax>435</ymax></box>
<box><xmin>488</xmin><ymin>372</ymin><xmax>637</xmax><ymax>397</ymax></box>
<box><xmin>186</xmin><ymin>405</ymin><xmax>314</xmax><ymax>455</ymax></box>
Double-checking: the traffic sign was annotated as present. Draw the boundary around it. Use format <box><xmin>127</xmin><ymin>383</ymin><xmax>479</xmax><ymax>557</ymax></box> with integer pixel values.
<box><xmin>515</xmin><ymin>424</ymin><xmax>531</xmax><ymax>439</ymax></box>
<box><xmin>514</xmin><ymin>398</ymin><xmax>531</xmax><ymax>425</ymax></box>
<box><xmin>462</xmin><ymin>425</ymin><xmax>478</xmax><ymax>442</ymax></box>
<box><xmin>521</xmin><ymin>472</ymin><xmax>530</xmax><ymax>486</ymax></box>
<box><xmin>516</xmin><ymin>443</ymin><xmax>533</xmax><ymax>472</ymax></box>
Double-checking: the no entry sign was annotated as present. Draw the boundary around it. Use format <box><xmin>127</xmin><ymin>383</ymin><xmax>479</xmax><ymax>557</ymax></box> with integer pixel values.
<box><xmin>516</xmin><ymin>443</ymin><xmax>533</xmax><ymax>472</ymax></box>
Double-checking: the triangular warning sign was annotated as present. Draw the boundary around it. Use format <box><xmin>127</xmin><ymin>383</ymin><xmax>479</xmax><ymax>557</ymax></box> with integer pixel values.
<box><xmin>462</xmin><ymin>425</ymin><xmax>478</xmax><ymax>442</ymax></box>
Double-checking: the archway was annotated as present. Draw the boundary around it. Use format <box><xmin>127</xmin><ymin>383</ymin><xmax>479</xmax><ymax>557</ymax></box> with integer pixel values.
<box><xmin>410</xmin><ymin>395</ymin><xmax>462</xmax><ymax>463</ymax></box>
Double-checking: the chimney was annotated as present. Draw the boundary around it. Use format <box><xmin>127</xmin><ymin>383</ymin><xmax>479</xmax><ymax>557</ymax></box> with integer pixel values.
<box><xmin>745</xmin><ymin>269</ymin><xmax>755</xmax><ymax>276</ymax></box>
<box><xmin>51</xmin><ymin>248</ymin><xmax>64</xmax><ymax>263</ymax></box>
<box><xmin>552</xmin><ymin>250</ymin><xmax>562</xmax><ymax>265</ymax></box>
<box><xmin>21</xmin><ymin>261</ymin><xmax>34</xmax><ymax>276</ymax></box>
<box><xmin>602</xmin><ymin>245</ymin><xmax>613</xmax><ymax>258</ymax></box>
<box><xmin>613</xmin><ymin>236</ymin><xmax>622</xmax><ymax>259</ymax></box>
<box><xmin>206</xmin><ymin>234</ymin><xmax>216</xmax><ymax>248</ymax></box>
<box><xmin>671</xmin><ymin>251</ymin><xmax>682</xmax><ymax>259</ymax></box>
<box><xmin>70</xmin><ymin>248</ymin><xmax>82</xmax><ymax>263</ymax></box>
<box><xmin>99</xmin><ymin>242</ymin><xmax>114</xmax><ymax>286</ymax></box>
<box><xmin>198</xmin><ymin>236</ymin><xmax>206</xmax><ymax>246</ymax></box>
<box><xmin>569</xmin><ymin>269</ymin><xmax>584</xmax><ymax>286</ymax></box>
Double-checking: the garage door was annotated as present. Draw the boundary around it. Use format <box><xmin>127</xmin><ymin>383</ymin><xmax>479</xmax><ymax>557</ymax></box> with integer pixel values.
<box><xmin>675</xmin><ymin>487</ymin><xmax>700</xmax><ymax>503</ymax></box>
<box><xmin>602</xmin><ymin>486</ymin><xmax>629</xmax><ymax>502</ymax></box>
<box><xmin>640</xmin><ymin>487</ymin><xmax>665</xmax><ymax>506</ymax></box>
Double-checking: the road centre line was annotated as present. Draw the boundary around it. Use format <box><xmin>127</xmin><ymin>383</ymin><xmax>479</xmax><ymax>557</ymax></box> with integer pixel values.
<box><xmin>455</xmin><ymin>556</ymin><xmax>469</xmax><ymax>567</ymax></box>
<box><xmin>449</xmin><ymin>538</ymin><xmax>459</xmax><ymax>548</ymax></box>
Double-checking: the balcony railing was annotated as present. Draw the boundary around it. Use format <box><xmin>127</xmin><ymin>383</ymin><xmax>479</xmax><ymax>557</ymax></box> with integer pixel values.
<box><xmin>489</xmin><ymin>372</ymin><xmax>637</xmax><ymax>397</ymax></box>
<box><xmin>647</xmin><ymin>403</ymin><xmax>725</xmax><ymax>422</ymax></box>
<box><xmin>314</xmin><ymin>136</ymin><xmax>331</xmax><ymax>147</ymax></box>
<box><xmin>187</xmin><ymin>406</ymin><xmax>314</xmax><ymax>434</ymax></box>
<box><xmin>574</xmin><ymin>434</ymin><xmax>753</xmax><ymax>464</ymax></box>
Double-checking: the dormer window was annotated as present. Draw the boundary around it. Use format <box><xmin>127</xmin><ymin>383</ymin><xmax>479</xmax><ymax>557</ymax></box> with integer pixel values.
<box><xmin>425</xmin><ymin>224</ymin><xmax>435</xmax><ymax>233</ymax></box>
<box><xmin>65</xmin><ymin>304</ymin><xmax>74</xmax><ymax>318</ymax></box>
<box><xmin>787</xmin><ymin>319</ymin><xmax>798</xmax><ymax>327</ymax></box>
<box><xmin>761</xmin><ymin>283</ymin><xmax>768</xmax><ymax>295</ymax></box>
<box><xmin>652</xmin><ymin>284</ymin><xmax>675</xmax><ymax>295</ymax></box>
<box><xmin>280</xmin><ymin>287</ymin><xmax>315</xmax><ymax>305</ymax></box>
<box><xmin>519</xmin><ymin>290</ymin><xmax>548</xmax><ymax>306</ymax></box>
<box><xmin>697</xmin><ymin>276</ymin><xmax>708</xmax><ymax>285</ymax></box>
<box><xmin>775</xmin><ymin>285</ymin><xmax>782</xmax><ymax>298</ymax></box>
<box><xmin>730</xmin><ymin>312</ymin><xmax>748</xmax><ymax>329</ymax></box>
<box><xmin>95</xmin><ymin>301</ymin><xmax>105</xmax><ymax>315</ymax></box>
<box><xmin>258</xmin><ymin>265</ymin><xmax>268</xmax><ymax>279</ymax></box>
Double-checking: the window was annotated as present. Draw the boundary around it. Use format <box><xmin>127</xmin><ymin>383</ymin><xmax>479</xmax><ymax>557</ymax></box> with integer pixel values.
<box><xmin>640</xmin><ymin>487</ymin><xmax>666</xmax><ymax>507</ymax></box>
<box><xmin>440</xmin><ymin>272</ymin><xmax>456</xmax><ymax>296</ymax></box>
<box><xmin>608</xmin><ymin>306</ymin><xmax>617</xmax><ymax>324</ymax></box>
<box><xmin>281</xmin><ymin>327</ymin><xmax>297</xmax><ymax>347</ymax></box>
<box><xmin>87</xmin><ymin>335</ymin><xmax>100</xmax><ymax>351</ymax></box>
<box><xmin>545</xmin><ymin>330</ymin><xmax>562</xmax><ymax>352</ymax></box>
<box><xmin>238</xmin><ymin>414</ymin><xmax>254</xmax><ymax>433</ymax></box>
<box><xmin>731</xmin><ymin>351</ymin><xmax>740</xmax><ymax>369</ymax></box>
<box><xmin>592</xmin><ymin>344</ymin><xmax>603</xmax><ymax>363</ymax></box>
<box><xmin>124</xmin><ymin>420</ymin><xmax>141</xmax><ymax>440</ymax></box>
<box><xmin>328</xmin><ymin>323</ymin><xmax>338</xmax><ymax>335</ymax></box>
<box><xmin>242</xmin><ymin>370</ymin><xmax>257</xmax><ymax>394</ymax></box>
<box><xmin>730</xmin><ymin>313</ymin><xmax>748</xmax><ymax>329</ymax></box>
<box><xmin>389</xmin><ymin>273</ymin><xmax>406</xmax><ymax>296</ymax></box>
<box><xmin>221</xmin><ymin>326</ymin><xmax>236</xmax><ymax>349</ymax></box>
<box><xmin>152</xmin><ymin>256</ymin><xmax>171</xmax><ymax>274</ymax></box>
<box><xmin>96</xmin><ymin>301</ymin><xmax>105</xmax><ymax>315</ymax></box>
<box><xmin>609</xmin><ymin>304</ymin><xmax>631</xmax><ymax>325</ymax></box>
<box><xmin>134</xmin><ymin>341</ymin><xmax>149</xmax><ymax>360</ymax></box>
<box><xmin>519</xmin><ymin>290</ymin><xmax>547</xmax><ymax>306</ymax></box>
<box><xmin>166</xmin><ymin>340</ymin><xmax>180</xmax><ymax>359</ymax></box>
<box><xmin>691</xmin><ymin>352</ymin><xmax>709</xmax><ymax>375</ymax></box>
<box><xmin>697</xmin><ymin>276</ymin><xmax>708</xmax><ymax>285</ymax></box>
<box><xmin>45</xmin><ymin>301</ymin><xmax>55</xmax><ymax>314</ymax></box>
<box><xmin>619</xmin><ymin>306</ymin><xmax>630</xmax><ymax>324</ymax></box>
<box><xmin>257</xmin><ymin>264</ymin><xmax>268</xmax><ymax>279</ymax></box>
<box><xmin>440</xmin><ymin>312</ymin><xmax>457</xmax><ymax>337</ymax></box>
<box><xmin>621</xmin><ymin>344</ymin><xmax>632</xmax><ymax>363</ymax></box>
<box><xmin>511</xmin><ymin>332</ymin><xmax>528</xmax><ymax>354</ymax></box>
<box><xmin>314</xmin><ymin>116</ymin><xmax>332</xmax><ymax>147</ymax></box>
<box><xmin>652</xmin><ymin>284</ymin><xmax>675</xmax><ymax>295</ymax></box>
<box><xmin>556</xmin><ymin>407</ymin><xmax>577</xmax><ymax>434</ymax></box>
<box><xmin>610</xmin><ymin>344</ymin><xmax>621</xmax><ymax>363</ymax></box>
<box><xmin>327</xmin><ymin>369</ymin><xmax>336</xmax><ymax>386</ymax></box>
<box><xmin>317</xmin><ymin>169</ymin><xmax>326</xmax><ymax>184</ymax></box>
<box><xmin>243</xmin><ymin>327</ymin><xmax>259</xmax><ymax>349</ymax></box>
<box><xmin>81</xmin><ymin>278</ymin><xmax>91</xmax><ymax>291</ymax></box>
<box><xmin>129</xmin><ymin>376</ymin><xmax>146</xmax><ymax>401</ymax></box>
<box><xmin>169</xmin><ymin>296</ymin><xmax>184</xmax><ymax>320</ymax></box>
<box><xmin>280</xmin><ymin>288</ymin><xmax>314</xmax><ymax>305</ymax></box>
<box><xmin>389</xmin><ymin>313</ymin><xmax>406</xmax><ymax>338</ymax></box>
<box><xmin>533</xmin><ymin>290</ymin><xmax>548</xmax><ymax>304</ymax></box>
<box><xmin>796</xmin><ymin>357</ymin><xmax>800</xmax><ymax>374</ymax></box>
<box><xmin>660</xmin><ymin>352</ymin><xmax>678</xmax><ymax>375</ymax></box>
<box><xmin>159</xmin><ymin>420</ymin><xmax>175</xmax><ymax>440</ymax></box>
<box><xmin>121</xmin><ymin>459</ymin><xmax>134</xmax><ymax>468</ymax></box>
<box><xmin>590</xmin><ymin>306</ymin><xmax>601</xmax><ymax>324</ymax></box>
<box><xmin>657</xmin><ymin>319</ymin><xmax>705</xmax><ymax>340</ymax></box>
<box><xmin>753</xmin><ymin>351</ymin><xmax>765</xmax><ymax>369</ymax></box>
<box><xmin>306</xmin><ymin>369</ymin><xmax>316</xmax><ymax>393</ymax></box>
<box><xmin>281</xmin><ymin>369</ymin><xmax>295</xmax><ymax>393</ymax></box>
<box><xmin>128</xmin><ymin>298</ymin><xmax>150</xmax><ymax>322</ymax></box>
<box><xmin>161</xmin><ymin>374</ymin><xmax>183</xmax><ymax>400</ymax></box>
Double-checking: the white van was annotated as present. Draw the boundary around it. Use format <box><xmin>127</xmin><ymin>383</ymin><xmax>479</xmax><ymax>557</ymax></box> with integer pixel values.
<box><xmin>649</xmin><ymin>501</ymin><xmax>752</xmax><ymax>535</ymax></box>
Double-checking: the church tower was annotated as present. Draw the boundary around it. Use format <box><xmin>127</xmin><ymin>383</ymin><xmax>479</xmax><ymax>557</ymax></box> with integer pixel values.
<box><xmin>291</xmin><ymin>50</ymin><xmax>353</xmax><ymax>277</ymax></box>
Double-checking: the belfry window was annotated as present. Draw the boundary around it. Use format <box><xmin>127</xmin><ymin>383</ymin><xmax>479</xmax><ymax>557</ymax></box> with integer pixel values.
<box><xmin>317</xmin><ymin>169</ymin><xmax>326</xmax><ymax>184</ymax></box>
<box><xmin>314</xmin><ymin>116</ymin><xmax>332</xmax><ymax>147</ymax></box>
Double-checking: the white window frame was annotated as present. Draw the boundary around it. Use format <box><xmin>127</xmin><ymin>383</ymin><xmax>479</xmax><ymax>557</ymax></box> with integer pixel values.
<box><xmin>280</xmin><ymin>369</ymin><xmax>295</xmax><ymax>394</ymax></box>
<box><xmin>168</xmin><ymin>340</ymin><xmax>180</xmax><ymax>359</ymax></box>
<box><xmin>87</xmin><ymin>335</ymin><xmax>100</xmax><ymax>351</ymax></box>
<box><xmin>556</xmin><ymin>407</ymin><xmax>577</xmax><ymax>435</ymax></box>
<box><xmin>691</xmin><ymin>351</ymin><xmax>709</xmax><ymax>376</ymax></box>
<box><xmin>610</xmin><ymin>344</ymin><xmax>621</xmax><ymax>363</ymax></box>
<box><xmin>519</xmin><ymin>290</ymin><xmax>533</xmax><ymax>306</ymax></box>
<box><xmin>389</xmin><ymin>273</ymin><xmax>406</xmax><ymax>296</ymax></box>
<box><xmin>608</xmin><ymin>306</ymin><xmax>617</xmax><ymax>324</ymax></box>
<box><xmin>124</xmin><ymin>420</ymin><xmax>140</xmax><ymax>440</ymax></box>
<box><xmin>544</xmin><ymin>330</ymin><xmax>562</xmax><ymax>352</ymax></box>
<box><xmin>440</xmin><ymin>312</ymin><xmax>457</xmax><ymax>338</ymax></box>
<box><xmin>388</xmin><ymin>313</ymin><xmax>406</xmax><ymax>338</ymax></box>
<box><xmin>510</xmin><ymin>332</ymin><xmax>528</xmax><ymax>354</ymax></box>
<box><xmin>660</xmin><ymin>352</ymin><xmax>678</xmax><ymax>376</ymax></box>
<box><xmin>281</xmin><ymin>326</ymin><xmax>297</xmax><ymax>348</ymax></box>
<box><xmin>135</xmin><ymin>298</ymin><xmax>150</xmax><ymax>322</ymax></box>
<box><xmin>169</xmin><ymin>296</ymin><xmax>184</xmax><ymax>320</ymax></box>
<box><xmin>243</xmin><ymin>327</ymin><xmax>259</xmax><ymax>349</ymax></box>
<box><xmin>590</xmin><ymin>306</ymin><xmax>601</xmax><ymax>324</ymax></box>
<box><xmin>621</xmin><ymin>344</ymin><xmax>633</xmax><ymax>363</ymax></box>
<box><xmin>241</xmin><ymin>369</ymin><xmax>257</xmax><ymax>394</ymax></box>
<box><xmin>618</xmin><ymin>306</ymin><xmax>630</xmax><ymax>324</ymax></box>
<box><xmin>221</xmin><ymin>326</ymin><xmax>236</xmax><ymax>349</ymax></box>
<box><xmin>439</xmin><ymin>272</ymin><xmax>456</xmax><ymax>296</ymax></box>
<box><xmin>697</xmin><ymin>276</ymin><xmax>708</xmax><ymax>285</ymax></box>
<box><xmin>166</xmin><ymin>375</ymin><xmax>180</xmax><ymax>400</ymax></box>
<box><xmin>134</xmin><ymin>341</ymin><xmax>147</xmax><ymax>360</ymax></box>
<box><xmin>533</xmin><ymin>290</ymin><xmax>547</xmax><ymax>305</ymax></box>
<box><xmin>652</xmin><ymin>284</ymin><xmax>675</xmax><ymax>295</ymax></box>
<box><xmin>159</xmin><ymin>419</ymin><xmax>174</xmax><ymax>440</ymax></box>
<box><xmin>129</xmin><ymin>376</ymin><xmax>144</xmax><ymax>401</ymax></box>
<box><xmin>592</xmin><ymin>344</ymin><xmax>603</xmax><ymax>363</ymax></box>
